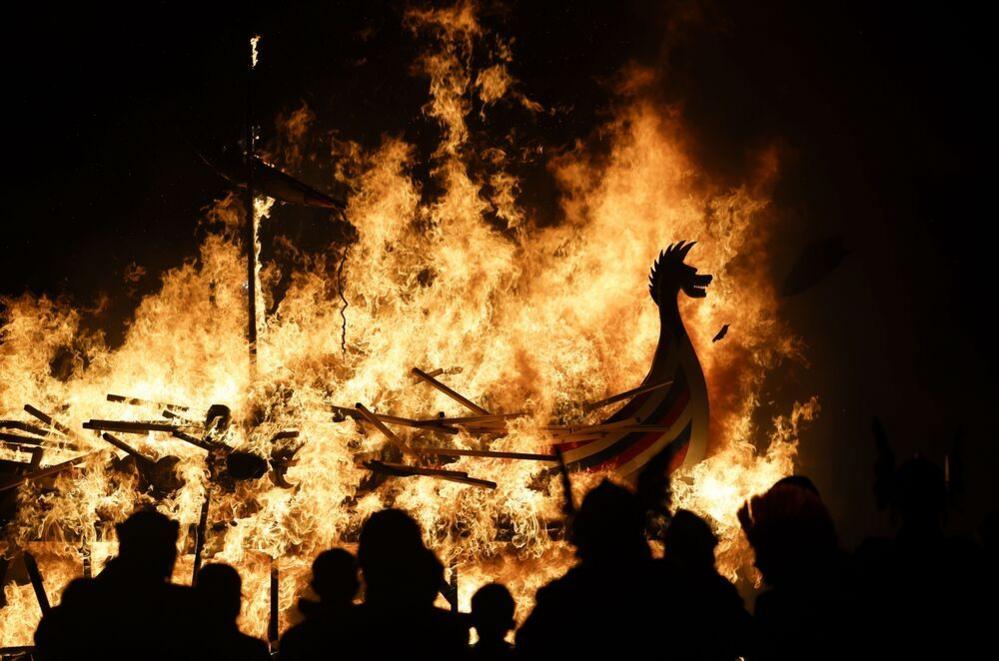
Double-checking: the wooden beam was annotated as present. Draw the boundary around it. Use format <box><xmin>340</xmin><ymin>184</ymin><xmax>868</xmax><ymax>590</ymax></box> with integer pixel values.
<box><xmin>100</xmin><ymin>433</ymin><xmax>151</xmax><ymax>464</ymax></box>
<box><xmin>411</xmin><ymin>368</ymin><xmax>490</xmax><ymax>415</ymax></box>
<box><xmin>191</xmin><ymin>491</ymin><xmax>211</xmax><ymax>586</ymax></box>
<box><xmin>268</xmin><ymin>558</ymin><xmax>279</xmax><ymax>649</ymax></box>
<box><xmin>0</xmin><ymin>454</ymin><xmax>92</xmax><ymax>492</ymax></box>
<box><xmin>582</xmin><ymin>379</ymin><xmax>674</xmax><ymax>412</ymax></box>
<box><xmin>106</xmin><ymin>393</ymin><xmax>190</xmax><ymax>412</ymax></box>
<box><xmin>83</xmin><ymin>420</ymin><xmax>179</xmax><ymax>434</ymax></box>
<box><xmin>354</xmin><ymin>404</ymin><xmax>417</xmax><ymax>457</ymax></box>
<box><xmin>22</xmin><ymin>552</ymin><xmax>50</xmax><ymax>615</ymax></box>
<box><xmin>23</xmin><ymin>405</ymin><xmax>87</xmax><ymax>450</ymax></box>
<box><xmin>0</xmin><ymin>420</ymin><xmax>51</xmax><ymax>437</ymax></box>
<box><xmin>416</xmin><ymin>447</ymin><xmax>558</xmax><ymax>462</ymax></box>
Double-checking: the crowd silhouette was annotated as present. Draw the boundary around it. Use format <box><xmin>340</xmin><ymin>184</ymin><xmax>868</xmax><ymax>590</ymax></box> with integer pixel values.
<box><xmin>22</xmin><ymin>424</ymin><xmax>995</xmax><ymax>660</ymax></box>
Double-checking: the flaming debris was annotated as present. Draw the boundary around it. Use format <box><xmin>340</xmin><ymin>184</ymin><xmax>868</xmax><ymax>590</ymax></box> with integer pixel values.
<box><xmin>1</xmin><ymin>2</ymin><xmax>814</xmax><ymax>644</ymax></box>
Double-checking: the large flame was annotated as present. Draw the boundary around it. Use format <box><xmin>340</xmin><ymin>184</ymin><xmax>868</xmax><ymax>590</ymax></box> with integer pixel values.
<box><xmin>1</xmin><ymin>2</ymin><xmax>813</xmax><ymax>644</ymax></box>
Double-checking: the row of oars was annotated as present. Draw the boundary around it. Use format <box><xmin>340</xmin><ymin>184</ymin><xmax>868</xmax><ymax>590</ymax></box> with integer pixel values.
<box><xmin>0</xmin><ymin>404</ymin><xmax>99</xmax><ymax>492</ymax></box>
<box><xmin>339</xmin><ymin>367</ymin><xmax>674</xmax><ymax>491</ymax></box>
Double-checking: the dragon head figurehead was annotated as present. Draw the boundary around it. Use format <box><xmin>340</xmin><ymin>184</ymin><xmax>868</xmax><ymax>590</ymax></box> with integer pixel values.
<box><xmin>648</xmin><ymin>240</ymin><xmax>713</xmax><ymax>307</ymax></box>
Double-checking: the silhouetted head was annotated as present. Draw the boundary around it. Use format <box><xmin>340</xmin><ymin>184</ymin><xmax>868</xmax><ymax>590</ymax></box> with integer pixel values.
<box><xmin>358</xmin><ymin>508</ymin><xmax>440</xmax><ymax>606</ymax></box>
<box><xmin>570</xmin><ymin>480</ymin><xmax>649</xmax><ymax>564</ymax></box>
<box><xmin>196</xmin><ymin>563</ymin><xmax>242</xmax><ymax>624</ymax></box>
<box><xmin>358</xmin><ymin>508</ymin><xmax>424</xmax><ymax>570</ymax></box>
<box><xmin>892</xmin><ymin>457</ymin><xmax>946</xmax><ymax>530</ymax></box>
<box><xmin>471</xmin><ymin>583</ymin><xmax>515</xmax><ymax>645</ymax></box>
<box><xmin>741</xmin><ymin>483</ymin><xmax>838</xmax><ymax>587</ymax></box>
<box><xmin>311</xmin><ymin>548</ymin><xmax>359</xmax><ymax>605</ymax></box>
<box><xmin>114</xmin><ymin>509</ymin><xmax>180</xmax><ymax>580</ymax></box>
<box><xmin>774</xmin><ymin>474</ymin><xmax>820</xmax><ymax>497</ymax></box>
<box><xmin>649</xmin><ymin>241</ymin><xmax>712</xmax><ymax>305</ymax></box>
<box><xmin>664</xmin><ymin>509</ymin><xmax>718</xmax><ymax>571</ymax></box>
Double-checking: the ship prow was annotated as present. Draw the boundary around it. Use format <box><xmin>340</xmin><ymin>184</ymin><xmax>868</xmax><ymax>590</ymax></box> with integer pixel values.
<box><xmin>559</xmin><ymin>242</ymin><xmax>711</xmax><ymax>480</ymax></box>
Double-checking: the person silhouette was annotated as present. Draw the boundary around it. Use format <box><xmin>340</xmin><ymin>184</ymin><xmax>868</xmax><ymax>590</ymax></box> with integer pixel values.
<box><xmin>856</xmin><ymin>453</ymin><xmax>986</xmax><ymax>658</ymax></box>
<box><xmin>773</xmin><ymin>474</ymin><xmax>820</xmax><ymax>496</ymax></box>
<box><xmin>336</xmin><ymin>508</ymin><xmax>468</xmax><ymax>659</ymax></box>
<box><xmin>738</xmin><ymin>480</ymin><xmax>853</xmax><ymax>661</ymax></box>
<box><xmin>517</xmin><ymin>480</ymin><xmax>666</xmax><ymax>658</ymax></box>
<box><xmin>660</xmin><ymin>509</ymin><xmax>752</xmax><ymax>660</ymax></box>
<box><xmin>279</xmin><ymin>548</ymin><xmax>359</xmax><ymax>660</ymax></box>
<box><xmin>194</xmin><ymin>563</ymin><xmax>270</xmax><ymax>660</ymax></box>
<box><xmin>34</xmin><ymin>509</ymin><xmax>199</xmax><ymax>661</ymax></box>
<box><xmin>469</xmin><ymin>583</ymin><xmax>515</xmax><ymax>660</ymax></box>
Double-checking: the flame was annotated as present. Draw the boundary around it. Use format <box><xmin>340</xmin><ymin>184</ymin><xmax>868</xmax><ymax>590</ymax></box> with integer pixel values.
<box><xmin>0</xmin><ymin>2</ymin><xmax>813</xmax><ymax>643</ymax></box>
<box><xmin>250</xmin><ymin>35</ymin><xmax>262</xmax><ymax>70</ymax></box>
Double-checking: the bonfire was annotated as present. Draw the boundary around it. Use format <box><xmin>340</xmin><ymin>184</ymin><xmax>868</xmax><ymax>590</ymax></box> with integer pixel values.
<box><xmin>0</xmin><ymin>1</ymin><xmax>816</xmax><ymax>647</ymax></box>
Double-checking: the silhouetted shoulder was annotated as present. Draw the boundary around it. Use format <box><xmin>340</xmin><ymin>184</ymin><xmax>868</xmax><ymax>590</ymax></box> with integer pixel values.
<box><xmin>234</xmin><ymin>632</ymin><xmax>272</xmax><ymax>661</ymax></box>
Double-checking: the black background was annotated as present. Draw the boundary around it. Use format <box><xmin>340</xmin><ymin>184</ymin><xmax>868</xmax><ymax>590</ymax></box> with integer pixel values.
<box><xmin>1</xmin><ymin>1</ymin><xmax>994</xmax><ymax>543</ymax></box>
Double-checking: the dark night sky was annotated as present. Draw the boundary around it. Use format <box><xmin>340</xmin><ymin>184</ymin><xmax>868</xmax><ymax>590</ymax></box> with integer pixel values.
<box><xmin>1</xmin><ymin>1</ymin><xmax>995</xmax><ymax>542</ymax></box>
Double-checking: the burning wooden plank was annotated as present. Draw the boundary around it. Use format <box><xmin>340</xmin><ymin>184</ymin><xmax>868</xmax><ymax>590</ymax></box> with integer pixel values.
<box><xmin>581</xmin><ymin>378</ymin><xmax>674</xmax><ymax>412</ymax></box>
<box><xmin>161</xmin><ymin>410</ymin><xmax>202</xmax><ymax>425</ymax></box>
<box><xmin>437</xmin><ymin>474</ymin><xmax>498</xmax><ymax>490</ymax></box>
<box><xmin>544</xmin><ymin>417</ymin><xmax>641</xmax><ymax>435</ymax></box>
<box><xmin>363</xmin><ymin>459</ymin><xmax>496</xmax><ymax>489</ymax></box>
<box><xmin>547</xmin><ymin>433</ymin><xmax>605</xmax><ymax>444</ymax></box>
<box><xmin>554</xmin><ymin>446</ymin><xmax>576</xmax><ymax>516</ymax></box>
<box><xmin>171</xmin><ymin>430</ymin><xmax>213</xmax><ymax>452</ymax></box>
<box><xmin>545</xmin><ymin>421</ymin><xmax>675</xmax><ymax>442</ymax></box>
<box><xmin>100</xmin><ymin>432</ymin><xmax>147</xmax><ymax>462</ymax></box>
<box><xmin>22</xmin><ymin>552</ymin><xmax>50</xmax><ymax>615</ymax></box>
<box><xmin>0</xmin><ymin>432</ymin><xmax>81</xmax><ymax>453</ymax></box>
<box><xmin>411</xmin><ymin>366</ymin><xmax>462</xmax><ymax>383</ymax></box>
<box><xmin>422</xmin><ymin>413</ymin><xmax>525</xmax><ymax>425</ymax></box>
<box><xmin>334</xmin><ymin>406</ymin><xmax>418</xmax><ymax>426</ymax></box>
<box><xmin>23</xmin><ymin>405</ymin><xmax>88</xmax><ymax>451</ymax></box>
<box><xmin>416</xmin><ymin>367</ymin><xmax>446</xmax><ymax>382</ymax></box>
<box><xmin>191</xmin><ymin>491</ymin><xmax>211</xmax><ymax>585</ymax></box>
<box><xmin>363</xmin><ymin>460</ymin><xmax>468</xmax><ymax>479</ymax></box>
<box><xmin>83</xmin><ymin>419</ymin><xmax>180</xmax><ymax>434</ymax></box>
<box><xmin>599</xmin><ymin>425</ymin><xmax>674</xmax><ymax>434</ymax></box>
<box><xmin>333</xmin><ymin>405</ymin><xmax>459</xmax><ymax>435</ymax></box>
<box><xmin>416</xmin><ymin>447</ymin><xmax>558</xmax><ymax>462</ymax></box>
<box><xmin>411</xmin><ymin>367</ymin><xmax>490</xmax><ymax>415</ymax></box>
<box><xmin>0</xmin><ymin>454</ymin><xmax>92</xmax><ymax>492</ymax></box>
<box><xmin>0</xmin><ymin>432</ymin><xmax>42</xmax><ymax>447</ymax></box>
<box><xmin>106</xmin><ymin>393</ymin><xmax>190</xmax><ymax>412</ymax></box>
<box><xmin>23</xmin><ymin>405</ymin><xmax>73</xmax><ymax>437</ymax></box>
<box><xmin>28</xmin><ymin>447</ymin><xmax>44</xmax><ymax>470</ymax></box>
<box><xmin>0</xmin><ymin>420</ymin><xmax>51</xmax><ymax>437</ymax></box>
<box><xmin>0</xmin><ymin>450</ymin><xmax>35</xmax><ymax>466</ymax></box>
<box><xmin>268</xmin><ymin>558</ymin><xmax>280</xmax><ymax>652</ymax></box>
<box><xmin>354</xmin><ymin>404</ymin><xmax>418</xmax><ymax>457</ymax></box>
<box><xmin>363</xmin><ymin>460</ymin><xmax>497</xmax><ymax>489</ymax></box>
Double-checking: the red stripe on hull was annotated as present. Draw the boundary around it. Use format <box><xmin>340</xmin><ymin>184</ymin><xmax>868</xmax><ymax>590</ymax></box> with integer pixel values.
<box><xmin>561</xmin><ymin>387</ymin><xmax>691</xmax><ymax>468</ymax></box>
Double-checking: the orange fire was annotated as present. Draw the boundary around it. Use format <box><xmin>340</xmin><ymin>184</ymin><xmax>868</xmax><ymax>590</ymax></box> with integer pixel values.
<box><xmin>0</xmin><ymin>1</ymin><xmax>815</xmax><ymax>645</ymax></box>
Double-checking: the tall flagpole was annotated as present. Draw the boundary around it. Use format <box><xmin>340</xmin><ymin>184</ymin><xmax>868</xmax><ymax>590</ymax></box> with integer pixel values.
<box><xmin>246</xmin><ymin>35</ymin><xmax>260</xmax><ymax>374</ymax></box>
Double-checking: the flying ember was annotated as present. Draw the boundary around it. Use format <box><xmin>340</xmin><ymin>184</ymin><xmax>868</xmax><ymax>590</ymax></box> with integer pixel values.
<box><xmin>0</xmin><ymin>1</ymin><xmax>816</xmax><ymax>645</ymax></box>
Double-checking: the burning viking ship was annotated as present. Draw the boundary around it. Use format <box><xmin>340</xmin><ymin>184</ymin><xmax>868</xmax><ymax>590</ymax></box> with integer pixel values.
<box><xmin>0</xmin><ymin>242</ymin><xmax>713</xmax><ymax>628</ymax></box>
<box><xmin>557</xmin><ymin>241</ymin><xmax>711</xmax><ymax>478</ymax></box>
<box><xmin>324</xmin><ymin>240</ymin><xmax>712</xmax><ymax>489</ymax></box>
<box><xmin>0</xmin><ymin>239</ymin><xmax>712</xmax><ymax>517</ymax></box>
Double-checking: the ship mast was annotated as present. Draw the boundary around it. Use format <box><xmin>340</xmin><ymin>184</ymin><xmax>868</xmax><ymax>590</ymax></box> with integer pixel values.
<box><xmin>245</xmin><ymin>34</ymin><xmax>260</xmax><ymax>374</ymax></box>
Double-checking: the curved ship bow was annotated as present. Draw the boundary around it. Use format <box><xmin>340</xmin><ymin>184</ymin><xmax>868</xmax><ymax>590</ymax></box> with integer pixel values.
<box><xmin>560</xmin><ymin>241</ymin><xmax>711</xmax><ymax>479</ymax></box>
